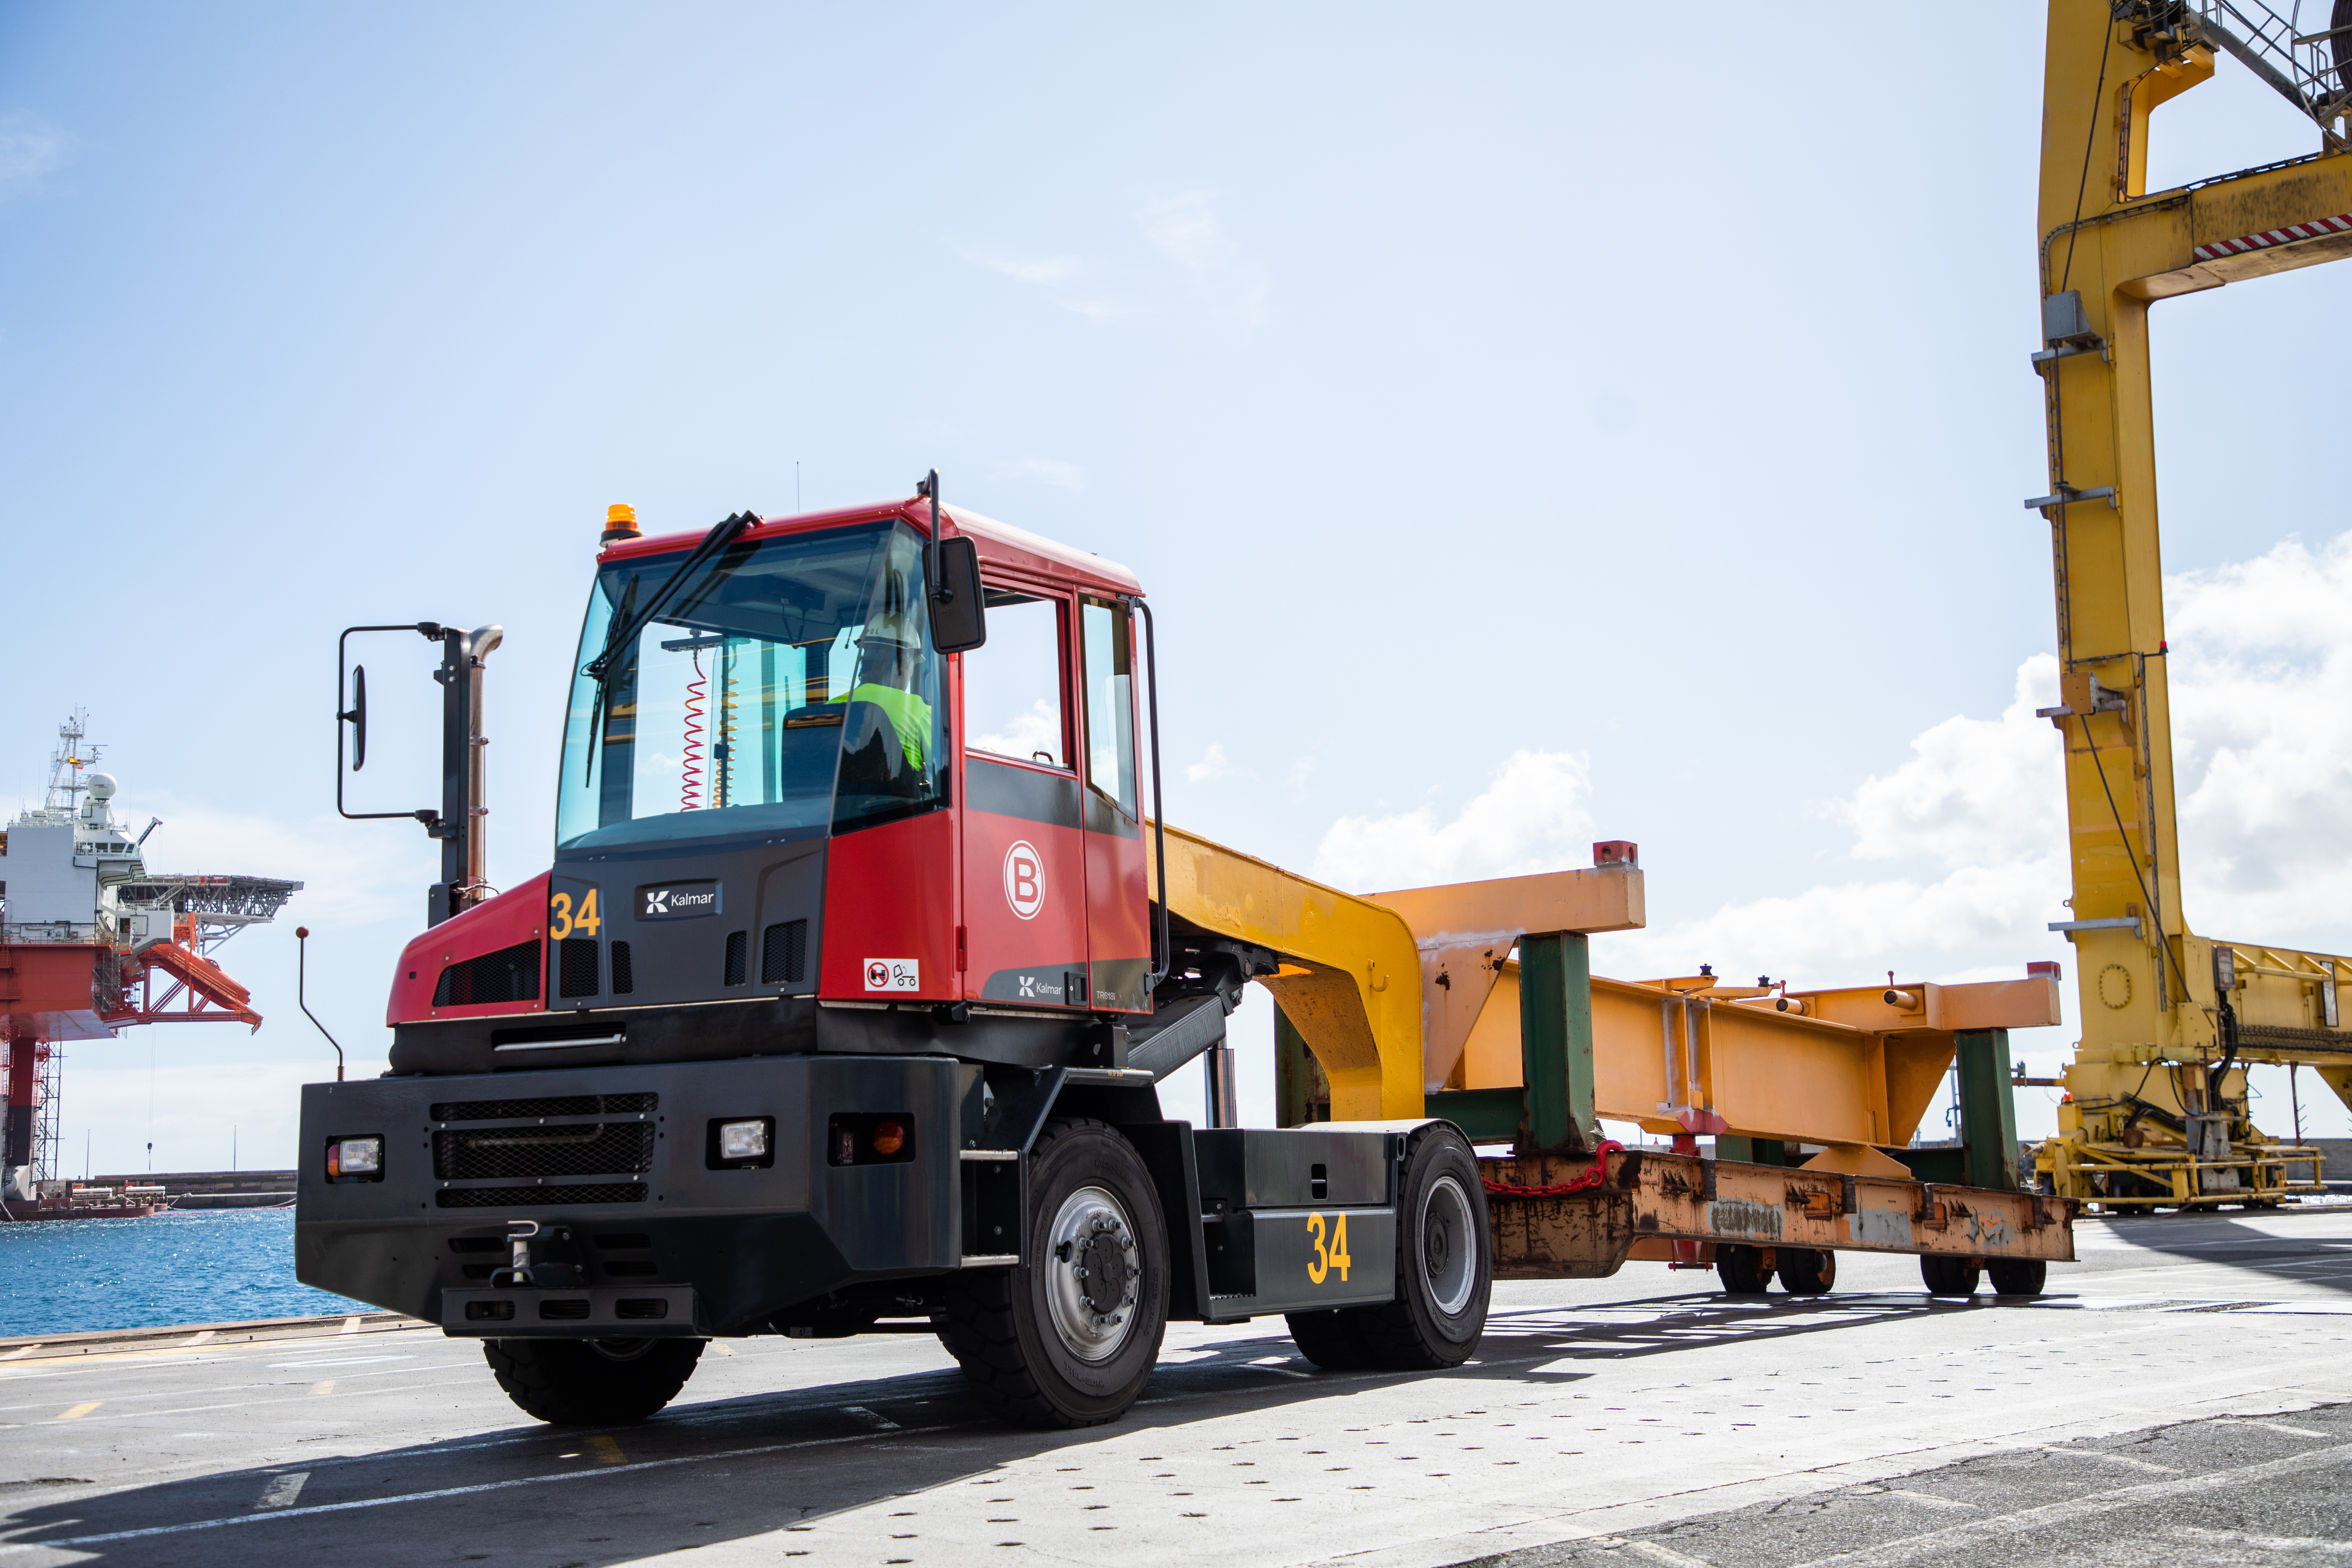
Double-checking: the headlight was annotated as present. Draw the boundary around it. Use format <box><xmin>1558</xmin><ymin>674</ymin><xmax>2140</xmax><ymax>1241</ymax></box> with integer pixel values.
<box><xmin>718</xmin><ymin>1119</ymin><xmax>770</xmax><ymax>1161</ymax></box>
<box><xmin>327</xmin><ymin>1136</ymin><xmax>383</xmax><ymax>1179</ymax></box>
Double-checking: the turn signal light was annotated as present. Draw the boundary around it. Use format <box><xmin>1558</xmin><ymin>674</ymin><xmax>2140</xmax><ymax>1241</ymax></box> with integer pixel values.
<box><xmin>326</xmin><ymin>1136</ymin><xmax>383</xmax><ymax>1182</ymax></box>
<box><xmin>826</xmin><ymin>1112</ymin><xmax>916</xmax><ymax>1167</ymax></box>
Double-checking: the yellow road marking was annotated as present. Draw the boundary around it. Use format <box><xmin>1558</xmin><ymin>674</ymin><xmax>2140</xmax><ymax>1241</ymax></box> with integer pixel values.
<box><xmin>589</xmin><ymin>1435</ymin><xmax>624</xmax><ymax>1464</ymax></box>
<box><xmin>59</xmin><ymin>1403</ymin><xmax>98</xmax><ymax>1421</ymax></box>
<box><xmin>311</xmin><ymin>1381</ymin><xmax>335</xmax><ymax>1397</ymax></box>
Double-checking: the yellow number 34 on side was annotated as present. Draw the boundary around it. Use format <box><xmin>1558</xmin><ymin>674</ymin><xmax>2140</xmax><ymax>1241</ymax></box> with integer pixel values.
<box><xmin>1306</xmin><ymin>1212</ymin><xmax>1353</xmax><ymax>1284</ymax></box>
<box><xmin>548</xmin><ymin>888</ymin><xmax>601</xmax><ymax>942</ymax></box>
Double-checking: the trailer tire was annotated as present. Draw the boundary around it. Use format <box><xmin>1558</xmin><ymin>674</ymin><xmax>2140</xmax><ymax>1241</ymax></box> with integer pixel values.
<box><xmin>1920</xmin><ymin>1255</ymin><xmax>1981</xmax><ymax>1297</ymax></box>
<box><xmin>1986</xmin><ymin>1258</ymin><xmax>2046</xmax><ymax>1296</ymax></box>
<box><xmin>1776</xmin><ymin>1248</ymin><xmax>1836</xmax><ymax>1295</ymax></box>
<box><xmin>939</xmin><ymin>1118</ymin><xmax>1169</xmax><ymax>1428</ymax></box>
<box><xmin>481</xmin><ymin>1336</ymin><xmax>704</xmax><ymax>1425</ymax></box>
<box><xmin>1342</xmin><ymin>1124</ymin><xmax>1490</xmax><ymax>1370</ymax></box>
<box><xmin>1716</xmin><ymin>1244</ymin><xmax>1771</xmax><ymax>1294</ymax></box>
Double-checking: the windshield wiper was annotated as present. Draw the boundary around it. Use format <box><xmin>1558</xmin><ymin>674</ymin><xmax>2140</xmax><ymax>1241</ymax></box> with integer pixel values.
<box><xmin>580</xmin><ymin>509</ymin><xmax>757</xmax><ymax>782</ymax></box>
<box><xmin>583</xmin><ymin>509</ymin><xmax>759</xmax><ymax>687</ymax></box>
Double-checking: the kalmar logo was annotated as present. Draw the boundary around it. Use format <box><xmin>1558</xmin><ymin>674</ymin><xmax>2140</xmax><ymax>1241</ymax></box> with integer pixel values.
<box><xmin>1004</xmin><ymin>841</ymin><xmax>1044</xmax><ymax>920</ymax></box>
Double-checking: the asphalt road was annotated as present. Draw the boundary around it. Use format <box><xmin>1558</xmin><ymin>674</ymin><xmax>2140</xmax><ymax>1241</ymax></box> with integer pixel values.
<box><xmin>1</xmin><ymin>1205</ymin><xmax>2347</xmax><ymax>1568</ymax></box>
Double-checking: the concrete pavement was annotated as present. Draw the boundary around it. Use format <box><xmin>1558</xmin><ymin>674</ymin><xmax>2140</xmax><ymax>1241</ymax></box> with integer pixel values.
<box><xmin>0</xmin><ymin>1205</ymin><xmax>2345</xmax><ymax>1567</ymax></box>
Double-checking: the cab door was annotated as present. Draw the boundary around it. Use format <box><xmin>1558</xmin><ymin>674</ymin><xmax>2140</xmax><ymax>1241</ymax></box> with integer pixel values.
<box><xmin>957</xmin><ymin>583</ymin><xmax>1091</xmax><ymax>1009</ymax></box>
<box><xmin>1077</xmin><ymin>596</ymin><xmax>1153</xmax><ymax>1014</ymax></box>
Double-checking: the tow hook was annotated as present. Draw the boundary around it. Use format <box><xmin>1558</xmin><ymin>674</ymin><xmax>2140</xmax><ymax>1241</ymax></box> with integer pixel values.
<box><xmin>489</xmin><ymin>1219</ymin><xmax>540</xmax><ymax>1287</ymax></box>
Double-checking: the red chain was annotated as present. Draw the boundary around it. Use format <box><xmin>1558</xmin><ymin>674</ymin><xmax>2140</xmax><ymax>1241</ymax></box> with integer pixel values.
<box><xmin>1480</xmin><ymin>1140</ymin><xmax>1624</xmax><ymax>1198</ymax></box>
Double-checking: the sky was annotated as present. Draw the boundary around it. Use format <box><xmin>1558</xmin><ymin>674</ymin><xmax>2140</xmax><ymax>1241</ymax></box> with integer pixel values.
<box><xmin>3</xmin><ymin>3</ymin><xmax>2350</xmax><ymax>1173</ymax></box>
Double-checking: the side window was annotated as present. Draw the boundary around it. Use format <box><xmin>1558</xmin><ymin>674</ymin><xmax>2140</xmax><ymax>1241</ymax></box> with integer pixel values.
<box><xmin>962</xmin><ymin>591</ymin><xmax>1068</xmax><ymax>768</ymax></box>
<box><xmin>1080</xmin><ymin>597</ymin><xmax>1138</xmax><ymax>817</ymax></box>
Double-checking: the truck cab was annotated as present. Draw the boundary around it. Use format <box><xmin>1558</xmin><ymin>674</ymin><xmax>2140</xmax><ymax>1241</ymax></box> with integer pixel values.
<box><xmin>298</xmin><ymin>488</ymin><xmax>1491</xmax><ymax>1430</ymax></box>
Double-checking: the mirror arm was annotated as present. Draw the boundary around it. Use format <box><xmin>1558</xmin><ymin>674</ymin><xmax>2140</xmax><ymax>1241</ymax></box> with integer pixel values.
<box><xmin>338</xmin><ymin>623</ymin><xmax>451</xmax><ymax>825</ymax></box>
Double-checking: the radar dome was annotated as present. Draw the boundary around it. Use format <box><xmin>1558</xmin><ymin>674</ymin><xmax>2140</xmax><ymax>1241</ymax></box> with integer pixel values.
<box><xmin>86</xmin><ymin>772</ymin><xmax>117</xmax><ymax>800</ymax></box>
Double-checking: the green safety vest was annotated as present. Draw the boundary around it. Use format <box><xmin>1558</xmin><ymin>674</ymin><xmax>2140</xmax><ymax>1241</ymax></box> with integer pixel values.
<box><xmin>833</xmin><ymin>685</ymin><xmax>931</xmax><ymax>770</ymax></box>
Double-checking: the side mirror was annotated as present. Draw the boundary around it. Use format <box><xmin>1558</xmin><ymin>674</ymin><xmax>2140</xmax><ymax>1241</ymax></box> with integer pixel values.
<box><xmin>340</xmin><ymin>665</ymin><xmax>369</xmax><ymax>770</ymax></box>
<box><xmin>929</xmin><ymin>536</ymin><xmax>987</xmax><ymax>654</ymax></box>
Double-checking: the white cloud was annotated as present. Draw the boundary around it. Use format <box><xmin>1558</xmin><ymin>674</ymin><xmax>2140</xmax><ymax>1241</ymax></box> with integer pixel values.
<box><xmin>1143</xmin><ymin>191</ymin><xmax>1231</xmax><ymax>272</ymax></box>
<box><xmin>971</xmin><ymin>698</ymin><xmax>1061</xmax><ymax>763</ymax></box>
<box><xmin>1603</xmin><ymin>528</ymin><xmax>2352</xmax><ymax>990</ymax></box>
<box><xmin>137</xmin><ymin>798</ymin><xmax>422</xmax><ymax>932</ymax></box>
<box><xmin>957</xmin><ymin>247</ymin><xmax>1082</xmax><ymax>287</ymax></box>
<box><xmin>1141</xmin><ymin>191</ymin><xmax>1267</xmax><ymax>332</ymax></box>
<box><xmin>1311</xmin><ymin>750</ymin><xmax>1591</xmax><ymax>891</ymax></box>
<box><xmin>0</xmin><ymin>116</ymin><xmax>68</xmax><ymax>205</ymax></box>
<box><xmin>1186</xmin><ymin>742</ymin><xmax>1252</xmax><ymax>783</ymax></box>
<box><xmin>992</xmin><ymin>457</ymin><xmax>1085</xmax><ymax>492</ymax></box>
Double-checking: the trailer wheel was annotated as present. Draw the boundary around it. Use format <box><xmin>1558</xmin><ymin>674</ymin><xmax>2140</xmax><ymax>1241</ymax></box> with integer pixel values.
<box><xmin>1985</xmin><ymin>1258</ymin><xmax>2047</xmax><ymax>1297</ymax></box>
<box><xmin>1776</xmin><ymin>1249</ymin><xmax>1835</xmax><ymax>1295</ymax></box>
<box><xmin>939</xmin><ymin>1118</ymin><xmax>1169</xmax><ymax>1428</ymax></box>
<box><xmin>1716</xmin><ymin>1244</ymin><xmax>1771</xmax><ymax>1294</ymax></box>
<box><xmin>481</xmin><ymin>1336</ymin><xmax>704</xmax><ymax>1425</ymax></box>
<box><xmin>1920</xmin><ymin>1254</ymin><xmax>1981</xmax><ymax>1297</ymax></box>
<box><xmin>1338</xmin><ymin>1124</ymin><xmax>1491</xmax><ymax>1370</ymax></box>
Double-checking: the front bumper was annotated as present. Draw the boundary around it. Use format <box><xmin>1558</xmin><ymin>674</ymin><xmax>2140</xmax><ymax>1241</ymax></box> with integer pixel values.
<box><xmin>297</xmin><ymin>1054</ymin><xmax>973</xmax><ymax>1336</ymax></box>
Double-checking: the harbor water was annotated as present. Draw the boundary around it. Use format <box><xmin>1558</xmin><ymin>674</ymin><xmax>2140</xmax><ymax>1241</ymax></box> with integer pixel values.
<box><xmin>0</xmin><ymin>1208</ymin><xmax>367</xmax><ymax>1338</ymax></box>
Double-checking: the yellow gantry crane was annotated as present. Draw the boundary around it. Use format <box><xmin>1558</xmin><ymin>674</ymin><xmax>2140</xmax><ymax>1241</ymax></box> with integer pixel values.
<box><xmin>2032</xmin><ymin>0</ymin><xmax>2352</xmax><ymax>1206</ymax></box>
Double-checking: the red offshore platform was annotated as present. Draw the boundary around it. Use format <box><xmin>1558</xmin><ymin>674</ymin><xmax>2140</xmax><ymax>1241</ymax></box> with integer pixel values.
<box><xmin>0</xmin><ymin>714</ymin><xmax>299</xmax><ymax>1218</ymax></box>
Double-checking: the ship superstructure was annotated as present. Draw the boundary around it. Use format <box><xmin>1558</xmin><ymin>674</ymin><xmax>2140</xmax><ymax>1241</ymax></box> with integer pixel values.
<box><xmin>0</xmin><ymin>713</ymin><xmax>300</xmax><ymax>1209</ymax></box>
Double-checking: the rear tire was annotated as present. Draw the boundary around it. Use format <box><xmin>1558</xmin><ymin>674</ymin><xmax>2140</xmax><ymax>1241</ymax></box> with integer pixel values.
<box><xmin>1776</xmin><ymin>1248</ymin><xmax>1836</xmax><ymax>1295</ymax></box>
<box><xmin>1716</xmin><ymin>1244</ymin><xmax>1771</xmax><ymax>1294</ymax></box>
<box><xmin>1349</xmin><ymin>1124</ymin><xmax>1492</xmax><ymax>1370</ymax></box>
<box><xmin>938</xmin><ymin>1118</ymin><xmax>1170</xmax><ymax>1427</ymax></box>
<box><xmin>482</xmin><ymin>1337</ymin><xmax>704</xmax><ymax>1425</ymax></box>
<box><xmin>1921</xmin><ymin>1254</ymin><xmax>1981</xmax><ymax>1297</ymax></box>
<box><xmin>1986</xmin><ymin>1258</ymin><xmax>2047</xmax><ymax>1297</ymax></box>
<box><xmin>1284</xmin><ymin>1307</ymin><xmax>1375</xmax><ymax>1370</ymax></box>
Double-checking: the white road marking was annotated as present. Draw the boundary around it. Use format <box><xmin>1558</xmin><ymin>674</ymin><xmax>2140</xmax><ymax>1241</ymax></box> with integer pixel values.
<box><xmin>1881</xmin><ymin>1489</ymin><xmax>1973</xmax><ymax>1511</ymax></box>
<box><xmin>254</xmin><ymin>1472</ymin><xmax>308</xmax><ymax>1510</ymax></box>
<box><xmin>2222</xmin><ymin>1419</ymin><xmax>2333</xmax><ymax>1438</ymax></box>
<box><xmin>265</xmin><ymin>1357</ymin><xmax>412</xmax><ymax>1370</ymax></box>
<box><xmin>1628</xmin><ymin>1543</ymin><xmax>1716</xmax><ymax>1568</ymax></box>
<box><xmin>2037</xmin><ymin>1445</ymin><xmax>2180</xmax><ymax>1474</ymax></box>
<box><xmin>1787</xmin><ymin>1441</ymin><xmax>2352</xmax><ymax>1568</ymax></box>
<box><xmin>840</xmin><ymin>1406</ymin><xmax>901</xmax><ymax>1430</ymax></box>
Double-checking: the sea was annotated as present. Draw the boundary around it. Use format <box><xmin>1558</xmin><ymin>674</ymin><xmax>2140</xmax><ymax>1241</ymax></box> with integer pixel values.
<box><xmin>0</xmin><ymin>1209</ymin><xmax>369</xmax><ymax>1339</ymax></box>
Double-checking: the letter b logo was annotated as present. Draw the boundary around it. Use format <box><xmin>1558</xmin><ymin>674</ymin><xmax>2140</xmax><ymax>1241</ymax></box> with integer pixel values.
<box><xmin>1003</xmin><ymin>841</ymin><xmax>1044</xmax><ymax>921</ymax></box>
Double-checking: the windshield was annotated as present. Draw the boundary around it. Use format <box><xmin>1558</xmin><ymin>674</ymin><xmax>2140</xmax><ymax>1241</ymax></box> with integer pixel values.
<box><xmin>556</xmin><ymin>521</ymin><xmax>947</xmax><ymax>852</ymax></box>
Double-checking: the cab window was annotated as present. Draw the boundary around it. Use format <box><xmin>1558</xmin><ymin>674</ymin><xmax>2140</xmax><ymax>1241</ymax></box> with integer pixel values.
<box><xmin>962</xmin><ymin>591</ymin><xmax>1068</xmax><ymax>768</ymax></box>
<box><xmin>1080</xmin><ymin>597</ymin><xmax>1138</xmax><ymax>817</ymax></box>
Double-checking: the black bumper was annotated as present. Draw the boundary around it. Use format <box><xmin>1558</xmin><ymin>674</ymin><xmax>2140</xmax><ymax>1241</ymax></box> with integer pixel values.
<box><xmin>296</xmin><ymin>1055</ymin><xmax>974</xmax><ymax>1336</ymax></box>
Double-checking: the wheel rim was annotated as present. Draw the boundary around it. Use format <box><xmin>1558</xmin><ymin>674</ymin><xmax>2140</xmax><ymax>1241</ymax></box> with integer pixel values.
<box><xmin>1419</xmin><ymin>1172</ymin><xmax>1476</xmax><ymax>1317</ymax></box>
<box><xmin>1044</xmin><ymin>1184</ymin><xmax>1140</xmax><ymax>1363</ymax></box>
<box><xmin>588</xmin><ymin>1338</ymin><xmax>658</xmax><ymax>1362</ymax></box>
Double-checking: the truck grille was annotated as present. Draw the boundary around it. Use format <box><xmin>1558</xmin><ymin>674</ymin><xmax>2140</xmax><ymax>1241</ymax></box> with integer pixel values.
<box><xmin>436</xmin><ymin>1183</ymin><xmax>647</xmax><ymax>1208</ymax></box>
<box><xmin>434</xmin><ymin>1122</ymin><xmax>656</xmax><ymax>1180</ymax></box>
<box><xmin>432</xmin><ymin>941</ymin><xmax>543</xmax><ymax>1007</ymax></box>
<box><xmin>762</xmin><ymin>919</ymin><xmax>808</xmax><ymax>983</ymax></box>
<box><xmin>431</xmin><ymin>1093</ymin><xmax>657</xmax><ymax>1122</ymax></box>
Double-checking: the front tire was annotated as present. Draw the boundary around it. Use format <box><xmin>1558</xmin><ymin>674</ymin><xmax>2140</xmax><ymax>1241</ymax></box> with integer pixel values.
<box><xmin>939</xmin><ymin>1118</ymin><xmax>1170</xmax><ymax>1427</ymax></box>
<box><xmin>482</xmin><ymin>1337</ymin><xmax>704</xmax><ymax>1425</ymax></box>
